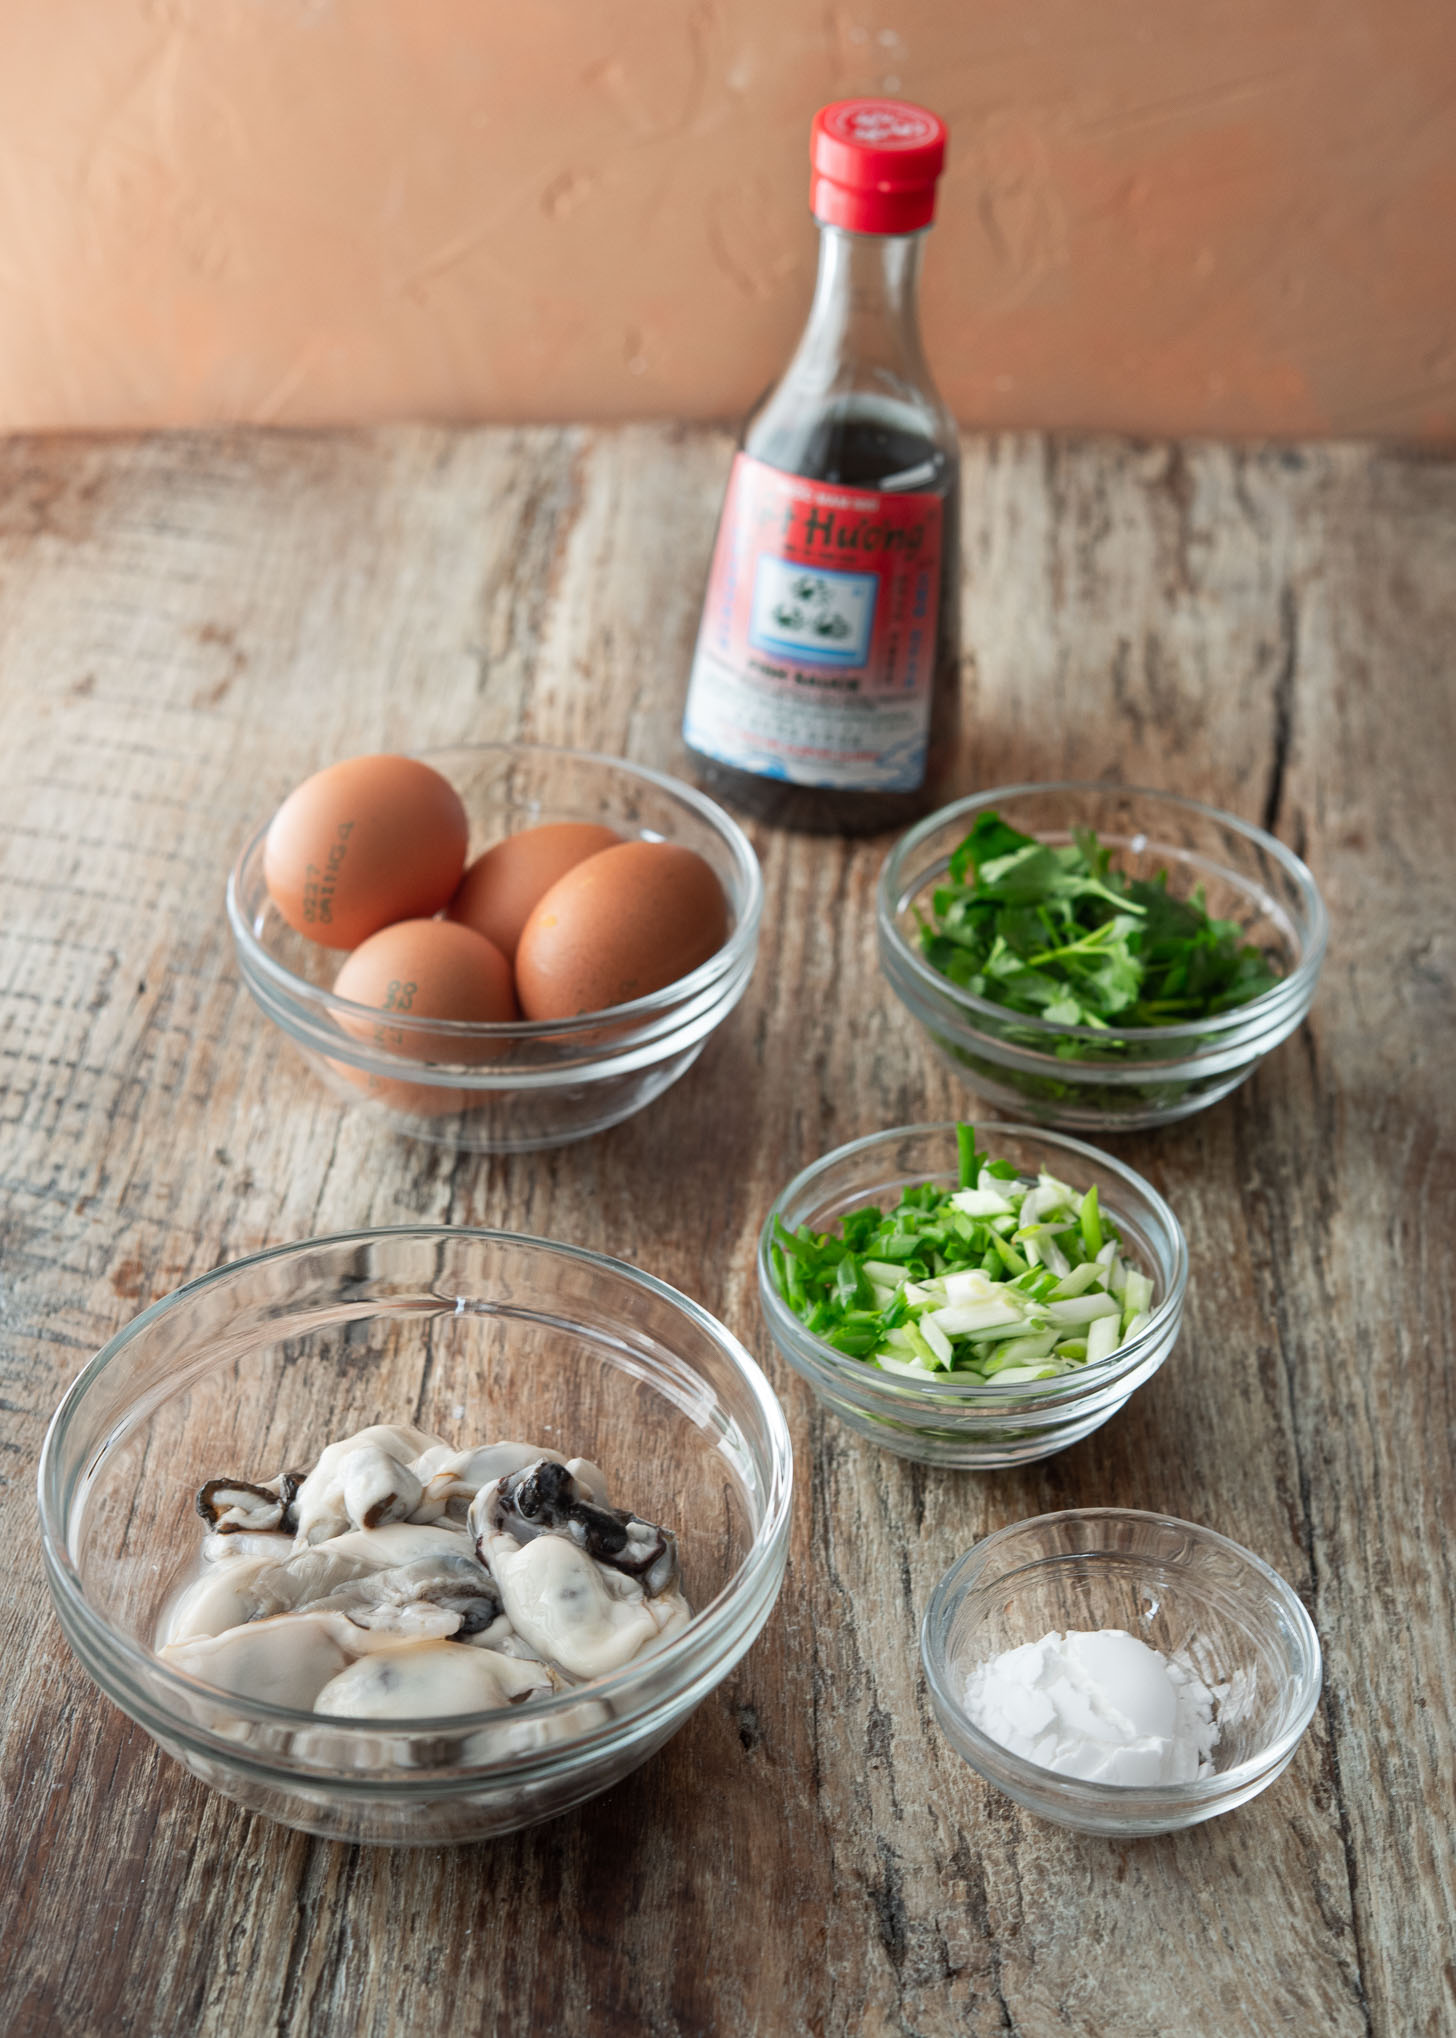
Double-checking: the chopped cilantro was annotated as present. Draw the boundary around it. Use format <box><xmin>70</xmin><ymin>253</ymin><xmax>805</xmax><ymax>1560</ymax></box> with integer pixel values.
<box><xmin>919</xmin><ymin>812</ymin><xmax>1281</xmax><ymax>1032</ymax></box>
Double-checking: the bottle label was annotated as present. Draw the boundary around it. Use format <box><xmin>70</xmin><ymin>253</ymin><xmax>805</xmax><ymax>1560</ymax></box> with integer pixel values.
<box><xmin>683</xmin><ymin>453</ymin><xmax>943</xmax><ymax>792</ymax></box>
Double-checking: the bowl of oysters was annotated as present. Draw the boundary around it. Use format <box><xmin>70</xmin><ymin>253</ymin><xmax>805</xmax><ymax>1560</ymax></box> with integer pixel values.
<box><xmin>38</xmin><ymin>1229</ymin><xmax>792</xmax><ymax>1845</ymax></box>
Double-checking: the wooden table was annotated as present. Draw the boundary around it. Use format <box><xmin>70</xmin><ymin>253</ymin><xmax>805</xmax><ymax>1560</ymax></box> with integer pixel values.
<box><xmin>0</xmin><ymin>427</ymin><xmax>1451</xmax><ymax>2038</ymax></box>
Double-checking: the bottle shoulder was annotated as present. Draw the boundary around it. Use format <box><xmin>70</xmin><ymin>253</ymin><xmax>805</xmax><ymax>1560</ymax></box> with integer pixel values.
<box><xmin>743</xmin><ymin>375</ymin><xmax>959</xmax><ymax>496</ymax></box>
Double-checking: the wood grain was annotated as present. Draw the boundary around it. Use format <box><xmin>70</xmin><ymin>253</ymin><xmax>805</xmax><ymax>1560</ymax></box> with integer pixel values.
<box><xmin>0</xmin><ymin>426</ymin><xmax>1452</xmax><ymax>2038</ymax></box>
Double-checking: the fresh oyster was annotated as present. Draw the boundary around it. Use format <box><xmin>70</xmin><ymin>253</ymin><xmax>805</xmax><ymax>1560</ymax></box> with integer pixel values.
<box><xmin>472</xmin><ymin>1527</ymin><xmax>690</xmax><ymax>1681</ymax></box>
<box><xmin>161</xmin><ymin>1429</ymin><xmax>691</xmax><ymax>1729</ymax></box>
<box><xmin>161</xmin><ymin>1553</ymin><xmax>283</xmax><ymax>1647</ymax></box>
<box><xmin>476</xmin><ymin>1458</ymin><xmax>679</xmax><ymax>1594</ymax></box>
<box><xmin>161</xmin><ymin>1611</ymin><xmax>357</xmax><ymax>1708</ymax></box>
<box><xmin>469</xmin><ymin>1460</ymin><xmax>689</xmax><ymax>1681</ymax></box>
<box><xmin>290</xmin><ymin>1424</ymin><xmax>442</xmax><ymax>1546</ymax></box>
<box><xmin>246</xmin><ymin>1546</ymin><xmax>384</xmax><ymax>1620</ymax></box>
<box><xmin>201</xmin><ymin>1529</ymin><xmax>294</xmax><ymax>1563</ymax></box>
<box><xmin>305</xmin><ymin>1553</ymin><xmax>504</xmax><ymax>1637</ymax></box>
<box><xmin>324</xmin><ymin>1522</ymin><xmax>472</xmax><ymax>1565</ymax></box>
<box><xmin>166</xmin><ymin>1539</ymin><xmax>496</xmax><ymax>1640</ymax></box>
<box><xmin>195</xmin><ymin>1470</ymin><xmax>305</xmax><ymax>1536</ymax></box>
<box><xmin>313</xmin><ymin>1641</ymin><xmax>553</xmax><ymax>1719</ymax></box>
<box><xmin>409</xmin><ymin>1441</ymin><xmax>568</xmax><ymax>1523</ymax></box>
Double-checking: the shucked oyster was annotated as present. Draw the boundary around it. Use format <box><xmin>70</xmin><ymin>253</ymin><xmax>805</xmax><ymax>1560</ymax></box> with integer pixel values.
<box><xmin>158</xmin><ymin>1426</ymin><xmax>691</xmax><ymax>1729</ymax></box>
<box><xmin>471</xmin><ymin>1532</ymin><xmax>689</xmax><ymax>1682</ymax></box>
<box><xmin>325</xmin><ymin>1522</ymin><xmax>472</xmax><ymax>1565</ymax></box>
<box><xmin>196</xmin><ymin>1470</ymin><xmax>305</xmax><ymax>1536</ymax></box>
<box><xmin>160</xmin><ymin>1543</ymin><xmax>504</xmax><ymax>1648</ymax></box>
<box><xmin>478</xmin><ymin>1459</ymin><xmax>679</xmax><ymax>1594</ymax></box>
<box><xmin>469</xmin><ymin>1461</ymin><xmax>690</xmax><ymax>1682</ymax></box>
<box><xmin>163</xmin><ymin>1612</ymin><xmax>358</xmax><ymax>1710</ymax></box>
<box><xmin>305</xmin><ymin>1552</ymin><xmax>504</xmax><ymax>1637</ymax></box>
<box><xmin>290</xmin><ymin>1425</ymin><xmax>440</xmax><ymax>1545</ymax></box>
<box><xmin>163</xmin><ymin>1552</ymin><xmax>286</xmax><ymax>1646</ymax></box>
<box><xmin>196</xmin><ymin>1429</ymin><xmax>595</xmax><ymax>1552</ymax></box>
<box><xmin>313</xmin><ymin>1641</ymin><xmax>552</xmax><ymax>1719</ymax></box>
<box><xmin>410</xmin><ymin>1441</ymin><xmax>580</xmax><ymax>1523</ymax></box>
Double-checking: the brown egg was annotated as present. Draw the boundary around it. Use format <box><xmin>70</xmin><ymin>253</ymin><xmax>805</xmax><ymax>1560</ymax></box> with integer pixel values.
<box><xmin>265</xmin><ymin>754</ymin><xmax>469</xmax><ymax>950</ymax></box>
<box><xmin>515</xmin><ymin>842</ymin><xmax>730</xmax><ymax>1021</ymax></box>
<box><xmin>333</xmin><ymin>919</ymin><xmax>517</xmax><ymax>1066</ymax></box>
<box><xmin>446</xmin><ymin>822</ymin><xmax>622</xmax><ymax>961</ymax></box>
<box><xmin>329</xmin><ymin>1060</ymin><xmax>472</xmax><ymax>1123</ymax></box>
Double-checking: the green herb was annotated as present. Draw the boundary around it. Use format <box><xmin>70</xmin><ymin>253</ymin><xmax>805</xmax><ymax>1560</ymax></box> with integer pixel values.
<box><xmin>918</xmin><ymin>812</ymin><xmax>1281</xmax><ymax>1034</ymax></box>
<box><xmin>770</xmin><ymin>1127</ymin><xmax>1151</xmax><ymax>1384</ymax></box>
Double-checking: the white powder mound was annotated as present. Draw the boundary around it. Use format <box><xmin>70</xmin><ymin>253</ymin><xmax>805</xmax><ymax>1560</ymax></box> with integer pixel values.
<box><xmin>963</xmin><ymin>1628</ymin><xmax>1221</xmax><ymax>1786</ymax></box>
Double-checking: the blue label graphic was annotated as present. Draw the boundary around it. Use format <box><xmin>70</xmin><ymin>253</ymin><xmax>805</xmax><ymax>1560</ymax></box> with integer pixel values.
<box><xmin>748</xmin><ymin>557</ymin><xmax>877</xmax><ymax>667</ymax></box>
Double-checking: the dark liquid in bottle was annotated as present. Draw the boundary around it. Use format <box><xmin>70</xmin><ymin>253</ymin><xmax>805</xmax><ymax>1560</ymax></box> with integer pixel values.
<box><xmin>686</xmin><ymin>407</ymin><xmax>961</xmax><ymax>836</ymax></box>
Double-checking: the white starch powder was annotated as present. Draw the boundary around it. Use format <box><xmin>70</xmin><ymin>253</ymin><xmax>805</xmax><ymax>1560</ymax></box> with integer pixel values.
<box><xmin>963</xmin><ymin>1628</ymin><xmax>1220</xmax><ymax>1786</ymax></box>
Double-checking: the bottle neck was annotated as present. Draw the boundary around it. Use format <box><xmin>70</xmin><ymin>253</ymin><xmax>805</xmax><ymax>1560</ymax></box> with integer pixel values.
<box><xmin>744</xmin><ymin>214</ymin><xmax>955</xmax><ymax>486</ymax></box>
<box><xmin>796</xmin><ymin>222</ymin><xmax>931</xmax><ymax>386</ymax></box>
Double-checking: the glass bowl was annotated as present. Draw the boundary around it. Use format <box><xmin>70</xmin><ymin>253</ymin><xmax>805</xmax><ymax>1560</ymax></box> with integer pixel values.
<box><xmin>758</xmin><ymin>1122</ymin><xmax>1186</xmax><ymax>1469</ymax></box>
<box><xmin>37</xmin><ymin>1229</ymin><xmax>793</xmax><ymax>1847</ymax></box>
<box><xmin>227</xmin><ymin>745</ymin><xmax>763</xmax><ymax>1151</ymax></box>
<box><xmin>878</xmin><ymin>783</ymin><xmax>1327</xmax><ymax>1132</ymax></box>
<box><xmin>921</xmin><ymin>1510</ymin><xmax>1323</xmax><ymax>1835</ymax></box>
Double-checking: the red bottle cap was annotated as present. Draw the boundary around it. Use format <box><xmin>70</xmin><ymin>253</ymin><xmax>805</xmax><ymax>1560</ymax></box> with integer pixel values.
<box><xmin>810</xmin><ymin>99</ymin><xmax>947</xmax><ymax>235</ymax></box>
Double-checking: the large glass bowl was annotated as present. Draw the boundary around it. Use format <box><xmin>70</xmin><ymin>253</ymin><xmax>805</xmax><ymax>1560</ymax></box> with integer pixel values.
<box><xmin>879</xmin><ymin>783</ymin><xmax>1326</xmax><ymax>1131</ymax></box>
<box><xmin>227</xmin><ymin>745</ymin><xmax>763</xmax><ymax>1151</ymax></box>
<box><xmin>759</xmin><ymin>1123</ymin><xmax>1186</xmax><ymax>1469</ymax></box>
<box><xmin>921</xmin><ymin>1510</ymin><xmax>1323</xmax><ymax>1835</ymax></box>
<box><xmin>37</xmin><ymin>1229</ymin><xmax>793</xmax><ymax>1846</ymax></box>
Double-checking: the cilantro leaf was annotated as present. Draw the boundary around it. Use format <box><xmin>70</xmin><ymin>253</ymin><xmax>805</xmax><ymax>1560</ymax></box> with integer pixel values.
<box><xmin>919</xmin><ymin>810</ymin><xmax>1282</xmax><ymax>1032</ymax></box>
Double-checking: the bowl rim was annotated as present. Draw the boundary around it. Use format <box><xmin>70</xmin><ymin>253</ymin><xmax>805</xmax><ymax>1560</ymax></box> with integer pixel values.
<box><xmin>226</xmin><ymin>743</ymin><xmax>765</xmax><ymax>1047</ymax></box>
<box><xmin>878</xmin><ymin>780</ymin><xmax>1329</xmax><ymax>1050</ymax></box>
<box><xmin>919</xmin><ymin>1505</ymin><xmax>1324</xmax><ymax>1803</ymax></box>
<box><xmin>758</xmin><ymin>1120</ymin><xmax>1189</xmax><ymax>1404</ymax></box>
<box><xmin>37</xmin><ymin>1224</ymin><xmax>794</xmax><ymax>1751</ymax></box>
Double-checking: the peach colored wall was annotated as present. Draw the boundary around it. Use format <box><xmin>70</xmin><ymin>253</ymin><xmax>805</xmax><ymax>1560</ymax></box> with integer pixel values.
<box><xmin>0</xmin><ymin>1</ymin><xmax>1453</xmax><ymax>439</ymax></box>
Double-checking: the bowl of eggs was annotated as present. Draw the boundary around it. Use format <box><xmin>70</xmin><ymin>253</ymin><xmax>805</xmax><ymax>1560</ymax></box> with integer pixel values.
<box><xmin>227</xmin><ymin>745</ymin><xmax>763</xmax><ymax>1150</ymax></box>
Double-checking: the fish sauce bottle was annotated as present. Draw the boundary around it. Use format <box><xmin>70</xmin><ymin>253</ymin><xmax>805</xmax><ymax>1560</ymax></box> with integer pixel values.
<box><xmin>683</xmin><ymin>98</ymin><xmax>960</xmax><ymax>834</ymax></box>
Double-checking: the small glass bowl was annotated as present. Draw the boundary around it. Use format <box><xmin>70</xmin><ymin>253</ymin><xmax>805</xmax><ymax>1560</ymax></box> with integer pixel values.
<box><xmin>37</xmin><ymin>1228</ymin><xmax>793</xmax><ymax>1847</ymax></box>
<box><xmin>227</xmin><ymin>745</ymin><xmax>763</xmax><ymax>1151</ymax></box>
<box><xmin>878</xmin><ymin>783</ymin><xmax>1327</xmax><ymax>1132</ymax></box>
<box><xmin>921</xmin><ymin>1510</ymin><xmax>1323</xmax><ymax>1835</ymax></box>
<box><xmin>758</xmin><ymin>1122</ymin><xmax>1186</xmax><ymax>1469</ymax></box>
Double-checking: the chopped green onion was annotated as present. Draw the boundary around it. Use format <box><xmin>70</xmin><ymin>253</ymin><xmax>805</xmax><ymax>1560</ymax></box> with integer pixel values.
<box><xmin>769</xmin><ymin>1125</ymin><xmax>1153</xmax><ymax>1389</ymax></box>
<box><xmin>1049</xmin><ymin>1261</ymin><xmax>1104</xmax><ymax>1301</ymax></box>
<box><xmin>1079</xmin><ymin>1185</ymin><xmax>1103</xmax><ymax>1257</ymax></box>
<box><xmin>1086</xmin><ymin>1314</ymin><xmax>1121</xmax><ymax>1366</ymax></box>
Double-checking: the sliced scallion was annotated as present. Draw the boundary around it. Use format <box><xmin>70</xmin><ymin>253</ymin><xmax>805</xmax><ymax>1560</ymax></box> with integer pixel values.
<box><xmin>770</xmin><ymin>1127</ymin><xmax>1153</xmax><ymax>1386</ymax></box>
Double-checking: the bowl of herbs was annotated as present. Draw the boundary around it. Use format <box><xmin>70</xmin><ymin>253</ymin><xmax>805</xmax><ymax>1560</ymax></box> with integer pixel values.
<box><xmin>878</xmin><ymin>784</ymin><xmax>1326</xmax><ymax>1131</ymax></box>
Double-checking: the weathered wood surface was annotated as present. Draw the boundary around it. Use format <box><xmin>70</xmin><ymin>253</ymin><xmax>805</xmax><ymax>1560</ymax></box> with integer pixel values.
<box><xmin>0</xmin><ymin>425</ymin><xmax>1452</xmax><ymax>2038</ymax></box>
